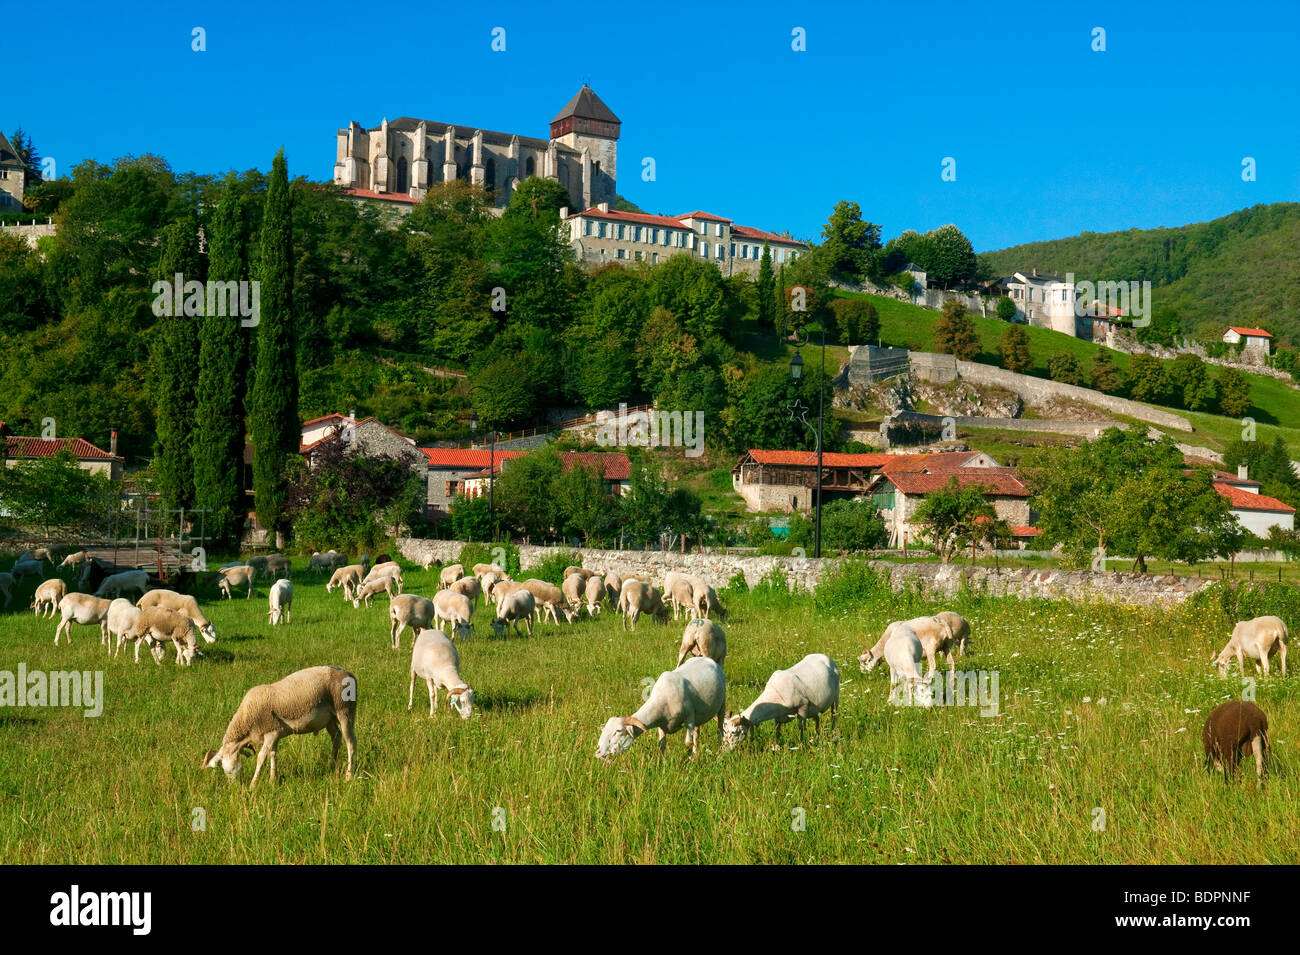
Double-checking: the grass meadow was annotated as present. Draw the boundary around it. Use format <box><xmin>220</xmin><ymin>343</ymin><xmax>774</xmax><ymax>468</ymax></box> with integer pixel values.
<box><xmin>2</xmin><ymin>558</ymin><xmax>1298</xmax><ymax>864</ymax></box>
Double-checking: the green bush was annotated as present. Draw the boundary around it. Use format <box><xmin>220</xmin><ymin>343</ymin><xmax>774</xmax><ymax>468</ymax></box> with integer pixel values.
<box><xmin>525</xmin><ymin>548</ymin><xmax>583</xmax><ymax>585</ymax></box>
<box><xmin>457</xmin><ymin>541</ymin><xmax>521</xmax><ymax>578</ymax></box>
<box><xmin>813</xmin><ymin>559</ymin><xmax>891</xmax><ymax>613</ymax></box>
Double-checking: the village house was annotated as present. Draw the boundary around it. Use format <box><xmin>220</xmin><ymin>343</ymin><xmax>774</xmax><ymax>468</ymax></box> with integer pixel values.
<box><xmin>992</xmin><ymin>270</ymin><xmax>1079</xmax><ymax>336</ymax></box>
<box><xmin>1195</xmin><ymin>462</ymin><xmax>1295</xmax><ymax>537</ymax></box>
<box><xmin>1222</xmin><ymin>326</ymin><xmax>1272</xmax><ymax>362</ymax></box>
<box><xmin>1</xmin><ymin>423</ymin><xmax>124</xmax><ymax>480</ymax></box>
<box><xmin>422</xmin><ymin>448</ymin><xmax>526</xmax><ymax>521</ymax></box>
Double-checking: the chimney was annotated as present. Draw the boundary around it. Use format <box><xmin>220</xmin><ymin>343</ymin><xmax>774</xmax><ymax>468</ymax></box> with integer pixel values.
<box><xmin>559</xmin><ymin>206</ymin><xmax>568</xmax><ymax>220</ymax></box>
<box><xmin>597</xmin><ymin>201</ymin><xmax>610</xmax><ymax>213</ymax></box>
<box><xmin>1238</xmin><ymin>463</ymin><xmax>1248</xmax><ymax>481</ymax></box>
<box><xmin>110</xmin><ymin>430</ymin><xmax>118</xmax><ymax>457</ymax></box>
<box><xmin>1031</xmin><ymin>268</ymin><xmax>1038</xmax><ymax>277</ymax></box>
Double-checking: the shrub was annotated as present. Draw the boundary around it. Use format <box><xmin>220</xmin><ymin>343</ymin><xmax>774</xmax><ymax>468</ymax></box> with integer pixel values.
<box><xmin>1047</xmin><ymin>353</ymin><xmax>1085</xmax><ymax>386</ymax></box>
<box><xmin>813</xmin><ymin>559</ymin><xmax>891</xmax><ymax>613</ymax></box>
<box><xmin>524</xmin><ymin>548</ymin><xmax>583</xmax><ymax>585</ymax></box>
<box><xmin>457</xmin><ymin>541</ymin><xmax>521</xmax><ymax>578</ymax></box>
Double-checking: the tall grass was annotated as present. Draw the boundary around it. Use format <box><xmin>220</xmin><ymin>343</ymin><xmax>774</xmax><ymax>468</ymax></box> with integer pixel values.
<box><xmin>0</xmin><ymin>559</ymin><xmax>1295</xmax><ymax>863</ymax></box>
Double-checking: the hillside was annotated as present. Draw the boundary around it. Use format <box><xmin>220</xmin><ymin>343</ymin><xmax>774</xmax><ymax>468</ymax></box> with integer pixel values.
<box><xmin>977</xmin><ymin>203</ymin><xmax>1300</xmax><ymax>346</ymax></box>
<box><xmin>830</xmin><ymin>288</ymin><xmax>1300</xmax><ymax>459</ymax></box>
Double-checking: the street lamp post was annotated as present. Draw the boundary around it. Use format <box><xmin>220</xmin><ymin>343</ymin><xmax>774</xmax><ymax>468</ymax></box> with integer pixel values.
<box><xmin>789</xmin><ymin>321</ymin><xmax>826</xmax><ymax>559</ymax></box>
<box><xmin>470</xmin><ymin>414</ymin><xmax>496</xmax><ymax>538</ymax></box>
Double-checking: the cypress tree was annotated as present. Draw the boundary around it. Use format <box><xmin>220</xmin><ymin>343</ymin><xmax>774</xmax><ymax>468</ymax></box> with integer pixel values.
<box><xmin>194</xmin><ymin>175</ymin><xmax>249</xmax><ymax>551</ymax></box>
<box><xmin>756</xmin><ymin>245</ymin><xmax>775</xmax><ymax>330</ymax></box>
<box><xmin>150</xmin><ymin>205</ymin><xmax>202</xmax><ymax>509</ymax></box>
<box><xmin>250</xmin><ymin>150</ymin><xmax>298</xmax><ymax>547</ymax></box>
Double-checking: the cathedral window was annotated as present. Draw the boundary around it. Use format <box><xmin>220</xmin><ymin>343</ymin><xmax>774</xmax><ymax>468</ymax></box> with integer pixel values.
<box><xmin>526</xmin><ymin>156</ymin><xmax>536</xmax><ymax>177</ymax></box>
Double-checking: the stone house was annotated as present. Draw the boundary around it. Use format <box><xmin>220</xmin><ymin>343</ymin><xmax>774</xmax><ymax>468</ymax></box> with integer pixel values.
<box><xmin>334</xmin><ymin>85</ymin><xmax>619</xmax><ymax>213</ymax></box>
<box><xmin>422</xmin><ymin>448</ymin><xmax>527</xmax><ymax>521</ymax></box>
<box><xmin>865</xmin><ymin>462</ymin><xmax>1032</xmax><ymax>548</ymax></box>
<box><xmin>1222</xmin><ymin>326</ymin><xmax>1272</xmax><ymax>361</ymax></box>
<box><xmin>0</xmin><ymin>131</ymin><xmax>25</xmax><ymax>210</ymax></box>
<box><xmin>993</xmin><ymin>270</ymin><xmax>1078</xmax><ymax>336</ymax></box>
<box><xmin>563</xmin><ymin>203</ymin><xmax>804</xmax><ymax>278</ymax></box>
<box><xmin>1</xmin><ymin>424</ymin><xmax>124</xmax><ymax>480</ymax></box>
<box><xmin>1199</xmin><ymin>463</ymin><xmax>1295</xmax><ymax>537</ymax></box>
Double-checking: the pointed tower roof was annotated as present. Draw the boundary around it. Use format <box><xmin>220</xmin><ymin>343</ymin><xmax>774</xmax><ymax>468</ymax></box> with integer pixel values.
<box><xmin>0</xmin><ymin>130</ymin><xmax>21</xmax><ymax>165</ymax></box>
<box><xmin>551</xmin><ymin>85</ymin><xmax>621</xmax><ymax>125</ymax></box>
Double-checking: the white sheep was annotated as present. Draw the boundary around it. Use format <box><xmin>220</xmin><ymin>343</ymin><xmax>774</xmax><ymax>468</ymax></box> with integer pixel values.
<box><xmin>389</xmin><ymin>594</ymin><xmax>436</xmax><ymax>650</ymax></box>
<box><xmin>352</xmin><ymin>576</ymin><xmax>397</xmax><ymax>608</ymax></box>
<box><xmin>936</xmin><ymin>611</ymin><xmax>972</xmax><ymax>656</ymax></box>
<box><xmin>584</xmin><ymin>574</ymin><xmax>605</xmax><ymax>616</ymax></box>
<box><xmin>126</xmin><ymin>606</ymin><xmax>200</xmax><ymax>665</ymax></box>
<box><xmin>490</xmin><ymin>589</ymin><xmax>536</xmax><ymax>638</ymax></box>
<box><xmin>603</xmin><ymin>573</ymin><xmax>623</xmax><ymax>605</ymax></box>
<box><xmin>1213</xmin><ymin>616</ymin><xmax>1289</xmax><ymax>677</ymax></box>
<box><xmin>31</xmin><ymin>578</ymin><xmax>67</xmax><ymax>618</ymax></box>
<box><xmin>861</xmin><ymin>626</ymin><xmax>929</xmax><ymax>706</ymax></box>
<box><xmin>419</xmin><ymin>554</ymin><xmax>441</xmax><ymax>572</ymax></box>
<box><xmin>433</xmin><ymin>589</ymin><xmax>474</xmax><ymax>640</ymax></box>
<box><xmin>449</xmin><ymin>575</ymin><xmax>483</xmax><ymax>606</ymax></box>
<box><xmin>722</xmin><ymin>654</ymin><xmax>839</xmax><ymax>748</ymax></box>
<box><xmin>860</xmin><ymin>616</ymin><xmax>960</xmax><ymax>677</ymax></box>
<box><xmin>439</xmin><ymin>563</ymin><xmax>465</xmax><ymax>589</ymax></box>
<box><xmin>53</xmin><ymin>594</ymin><xmax>113</xmax><ymax>646</ymax></box>
<box><xmin>617</xmin><ymin>579</ymin><xmax>668</xmax><ymax>630</ymax></box>
<box><xmin>408</xmin><ymin>629</ymin><xmax>474</xmax><ymax>719</ymax></box>
<box><xmin>519</xmin><ymin>579</ymin><xmax>566</xmax><ymax>625</ymax></box>
<box><xmin>93</xmin><ymin>569</ymin><xmax>149</xmax><ymax>600</ymax></box>
<box><xmin>268</xmin><ymin>578</ymin><xmax>293</xmax><ymax>625</ymax></box>
<box><xmin>58</xmin><ymin>549</ymin><xmax>89</xmax><ymax>572</ymax></box>
<box><xmin>327</xmin><ymin>564</ymin><xmax>365</xmax><ymax>600</ymax></box>
<box><xmin>695</xmin><ymin>584</ymin><xmax>727</xmax><ymax>622</ymax></box>
<box><xmin>106</xmin><ymin>598</ymin><xmax>156</xmax><ymax>662</ymax></box>
<box><xmin>363</xmin><ymin>561</ymin><xmax>403</xmax><ymax>594</ymax></box>
<box><xmin>136</xmin><ymin>589</ymin><xmax>218</xmax><ymax>644</ymax></box>
<box><xmin>472</xmin><ymin>562</ymin><xmax>504</xmax><ymax>579</ymax></box>
<box><xmin>668</xmin><ymin>578</ymin><xmax>697</xmax><ymax>621</ymax></box>
<box><xmin>596</xmin><ymin>657</ymin><xmax>727</xmax><ymax>760</ymax></box>
<box><xmin>202</xmin><ymin>665</ymin><xmax>358</xmax><ymax>788</ymax></box>
<box><xmin>218</xmin><ymin>564</ymin><xmax>256</xmax><ymax>599</ymax></box>
<box><xmin>562</xmin><ymin>573</ymin><xmax>586</xmax><ymax>612</ymax></box>
<box><xmin>676</xmin><ymin>618</ymin><xmax>727</xmax><ymax>668</ymax></box>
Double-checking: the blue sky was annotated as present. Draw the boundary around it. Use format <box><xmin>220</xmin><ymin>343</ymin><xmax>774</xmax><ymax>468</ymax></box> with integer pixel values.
<box><xmin>17</xmin><ymin>0</ymin><xmax>1300</xmax><ymax>251</ymax></box>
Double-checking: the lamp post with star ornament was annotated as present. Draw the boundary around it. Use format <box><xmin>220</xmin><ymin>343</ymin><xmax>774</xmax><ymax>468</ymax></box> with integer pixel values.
<box><xmin>788</xmin><ymin>317</ymin><xmax>825</xmax><ymax>559</ymax></box>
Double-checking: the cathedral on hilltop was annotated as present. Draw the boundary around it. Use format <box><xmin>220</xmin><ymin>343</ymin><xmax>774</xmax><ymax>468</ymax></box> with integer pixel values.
<box><xmin>334</xmin><ymin>85</ymin><xmax>618</xmax><ymax>212</ymax></box>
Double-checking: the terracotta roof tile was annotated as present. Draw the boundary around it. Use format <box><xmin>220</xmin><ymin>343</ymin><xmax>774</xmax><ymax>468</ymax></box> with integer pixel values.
<box><xmin>1213</xmin><ymin>483</ymin><xmax>1295</xmax><ymax>513</ymax></box>
<box><xmin>1227</xmin><ymin>327</ymin><xmax>1272</xmax><ymax>338</ymax></box>
<box><xmin>5</xmin><ymin>436</ymin><xmax>119</xmax><ymax>461</ymax></box>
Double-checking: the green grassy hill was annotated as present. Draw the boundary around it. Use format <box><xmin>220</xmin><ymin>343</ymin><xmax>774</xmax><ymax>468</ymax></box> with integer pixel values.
<box><xmin>977</xmin><ymin>203</ymin><xmax>1300</xmax><ymax>345</ymax></box>
<box><xmin>831</xmin><ymin>289</ymin><xmax>1300</xmax><ymax>459</ymax></box>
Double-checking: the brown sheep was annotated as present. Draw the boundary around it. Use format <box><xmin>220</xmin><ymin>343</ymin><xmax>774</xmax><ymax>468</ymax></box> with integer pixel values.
<box><xmin>1202</xmin><ymin>701</ymin><xmax>1269</xmax><ymax>783</ymax></box>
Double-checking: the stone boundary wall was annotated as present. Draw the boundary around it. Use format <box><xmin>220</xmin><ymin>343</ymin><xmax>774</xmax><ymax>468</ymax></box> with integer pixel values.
<box><xmin>396</xmin><ymin>538</ymin><xmax>1227</xmax><ymax>606</ymax></box>
<box><xmin>0</xmin><ymin>220</ymin><xmax>56</xmax><ymax>249</ymax></box>
<box><xmin>888</xmin><ymin>410</ymin><xmax>1123</xmax><ymax>437</ymax></box>
<box><xmin>908</xmin><ymin>351</ymin><xmax>1193</xmax><ymax>431</ymax></box>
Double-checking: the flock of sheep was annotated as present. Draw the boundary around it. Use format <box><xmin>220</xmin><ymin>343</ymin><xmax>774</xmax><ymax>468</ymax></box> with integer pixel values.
<box><xmin>4</xmin><ymin>544</ymin><xmax>1291</xmax><ymax>789</ymax></box>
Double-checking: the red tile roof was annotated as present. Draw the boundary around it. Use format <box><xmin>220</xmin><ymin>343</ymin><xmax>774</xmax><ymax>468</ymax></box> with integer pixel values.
<box><xmin>677</xmin><ymin>211</ymin><xmax>732</xmax><ymax>222</ymax></box>
<box><xmin>343</xmin><ymin>188</ymin><xmax>418</xmax><ymax>204</ymax></box>
<box><xmin>1012</xmin><ymin>525</ymin><xmax>1042</xmax><ymax>536</ymax></box>
<box><xmin>883</xmin><ymin>469</ymin><xmax>1030</xmax><ymax>497</ymax></box>
<box><xmin>302</xmin><ymin>413</ymin><xmax>349</xmax><ymax>428</ymax></box>
<box><xmin>744</xmin><ymin>449</ymin><xmax>895</xmax><ymax>468</ymax></box>
<box><xmin>1213</xmin><ymin>483</ymin><xmax>1295</xmax><ymax>513</ymax></box>
<box><xmin>5</xmin><ymin>436</ymin><xmax>120</xmax><ymax>461</ymax></box>
<box><xmin>879</xmin><ymin>452</ymin><xmax>989</xmax><ymax>474</ymax></box>
<box><xmin>560</xmin><ymin>451</ymin><xmax>631</xmax><ymax>480</ymax></box>
<box><xmin>729</xmin><ymin>224</ymin><xmax>805</xmax><ymax>246</ymax></box>
<box><xmin>422</xmin><ymin>448</ymin><xmax>526</xmax><ymax>469</ymax></box>
<box><xmin>1227</xmin><ymin>327</ymin><xmax>1272</xmax><ymax>338</ymax></box>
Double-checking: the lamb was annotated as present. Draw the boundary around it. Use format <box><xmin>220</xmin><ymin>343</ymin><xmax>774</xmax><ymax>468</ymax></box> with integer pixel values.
<box><xmin>439</xmin><ymin>563</ymin><xmax>465</xmax><ymax>589</ymax></box>
<box><xmin>11</xmin><ymin>558</ymin><xmax>45</xmax><ymax>582</ymax></box>
<box><xmin>93</xmin><ymin>569</ymin><xmax>149</xmax><ymax>600</ymax></box>
<box><xmin>264</xmin><ymin>554</ymin><xmax>291</xmax><ymax>579</ymax></box>
<box><xmin>32</xmin><ymin>578</ymin><xmax>67</xmax><ymax>618</ymax></box>
<box><xmin>218</xmin><ymin>564</ymin><xmax>256</xmax><ymax>599</ymax></box>
<box><xmin>596</xmin><ymin>657</ymin><xmax>727</xmax><ymax>760</ymax></box>
<box><xmin>363</xmin><ymin>561</ymin><xmax>403</xmax><ymax>593</ymax></box>
<box><xmin>352</xmin><ymin>576</ymin><xmax>397</xmax><ymax>609</ymax></box>
<box><xmin>136</xmin><ymin>589</ymin><xmax>218</xmax><ymax>644</ymax></box>
<box><xmin>389</xmin><ymin>594</ymin><xmax>436</xmax><ymax>650</ymax></box>
<box><xmin>1202</xmin><ymin>701</ymin><xmax>1269</xmax><ymax>783</ymax></box>
<box><xmin>861</xmin><ymin>626</ymin><xmax>929</xmax><ymax>706</ymax></box>
<box><xmin>722</xmin><ymin>653</ymin><xmax>839</xmax><ymax>748</ymax></box>
<box><xmin>584</xmin><ymin>574</ymin><xmax>605</xmax><ymax>616</ymax></box>
<box><xmin>408</xmin><ymin>629</ymin><xmax>474</xmax><ymax>719</ymax></box>
<box><xmin>449</xmin><ymin>574</ymin><xmax>483</xmax><ymax>606</ymax></box>
<box><xmin>935</xmin><ymin>611</ymin><xmax>972</xmax><ymax>656</ymax></box>
<box><xmin>105</xmin><ymin>598</ymin><xmax>147</xmax><ymax>660</ymax></box>
<box><xmin>126</xmin><ymin>606</ymin><xmax>201</xmax><ymax>665</ymax></box>
<box><xmin>202</xmin><ymin>665</ymin><xmax>358</xmax><ymax>788</ymax></box>
<box><xmin>433</xmin><ymin>589</ymin><xmax>474</xmax><ymax>640</ymax></box>
<box><xmin>53</xmin><ymin>593</ymin><xmax>114</xmax><ymax>646</ymax></box>
<box><xmin>57</xmin><ymin>549</ymin><xmax>89</xmax><ymax>573</ymax></box>
<box><xmin>860</xmin><ymin>616</ymin><xmax>961</xmax><ymax>677</ymax></box>
<box><xmin>327</xmin><ymin>564</ymin><xmax>365</xmax><ymax>600</ymax></box>
<box><xmin>676</xmin><ymin>619</ymin><xmax>727</xmax><ymax>668</ymax></box>
<box><xmin>1212</xmin><ymin>616</ymin><xmax>1288</xmax><ymax>678</ymax></box>
<box><xmin>490</xmin><ymin>589</ymin><xmax>536</xmax><ymax>638</ymax></box>
<box><xmin>268</xmin><ymin>578</ymin><xmax>293</xmax><ymax>625</ymax></box>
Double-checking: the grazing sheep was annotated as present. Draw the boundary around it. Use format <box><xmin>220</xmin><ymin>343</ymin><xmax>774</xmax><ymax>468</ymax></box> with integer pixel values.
<box><xmin>1202</xmin><ymin>701</ymin><xmax>1269</xmax><ymax>783</ymax></box>
<box><xmin>202</xmin><ymin>665</ymin><xmax>358</xmax><ymax>788</ymax></box>
<box><xmin>389</xmin><ymin>594</ymin><xmax>436</xmax><ymax>650</ymax></box>
<box><xmin>268</xmin><ymin>578</ymin><xmax>293</xmax><ymax>625</ymax></box>
<box><xmin>564</xmin><ymin>566</ymin><xmax>596</xmax><ymax>582</ymax></box>
<box><xmin>490</xmin><ymin>590</ymin><xmax>536</xmax><ymax>638</ymax></box>
<box><xmin>1213</xmin><ymin>616</ymin><xmax>1288</xmax><ymax>678</ymax></box>
<box><xmin>618</xmin><ymin>579</ymin><xmax>669</xmax><ymax>630</ymax></box>
<box><xmin>695</xmin><ymin>584</ymin><xmax>727</xmax><ymax>622</ymax></box>
<box><xmin>449</xmin><ymin>575</ymin><xmax>483</xmax><ymax>606</ymax></box>
<box><xmin>583</xmin><ymin>574</ymin><xmax>605</xmax><ymax>616</ymax></box>
<box><xmin>106</xmin><ymin>598</ymin><xmax>159</xmax><ymax>662</ymax></box>
<box><xmin>265</xmin><ymin>554</ymin><xmax>291</xmax><ymax>579</ymax></box>
<box><xmin>676</xmin><ymin>618</ymin><xmax>727</xmax><ymax>668</ymax></box>
<box><xmin>935</xmin><ymin>611</ymin><xmax>972</xmax><ymax>656</ymax></box>
<box><xmin>245</xmin><ymin>555</ymin><xmax>269</xmax><ymax>578</ymax></box>
<box><xmin>93</xmin><ymin>569</ymin><xmax>149</xmax><ymax>600</ymax></box>
<box><xmin>439</xmin><ymin>563</ymin><xmax>465</xmax><ymax>589</ymax></box>
<box><xmin>58</xmin><ymin>549</ymin><xmax>89</xmax><ymax>573</ymax></box>
<box><xmin>562</xmin><ymin>573</ymin><xmax>586</xmax><ymax>612</ymax></box>
<box><xmin>408</xmin><ymin>629</ymin><xmax>474</xmax><ymax>719</ymax></box>
<box><xmin>433</xmin><ymin>589</ymin><xmax>474</xmax><ymax>640</ymax></box>
<box><xmin>327</xmin><ymin>564</ymin><xmax>365</xmax><ymax>600</ymax></box>
<box><xmin>218</xmin><ymin>564</ymin><xmax>256</xmax><ymax>599</ymax></box>
<box><xmin>32</xmin><ymin>578</ymin><xmax>67</xmax><ymax>618</ymax></box>
<box><xmin>859</xmin><ymin>616</ymin><xmax>961</xmax><ymax>677</ymax></box>
<box><xmin>352</xmin><ymin>576</ymin><xmax>397</xmax><ymax>609</ymax></box>
<box><xmin>11</xmin><ymin>558</ymin><xmax>45</xmax><ymax>583</ymax></box>
<box><xmin>519</xmin><ymin>579</ymin><xmax>566</xmax><ymax>625</ymax></box>
<box><xmin>596</xmin><ymin>657</ymin><xmax>727</xmax><ymax>760</ymax></box>
<box><xmin>861</xmin><ymin>626</ymin><xmax>928</xmax><ymax>705</ymax></box>
<box><xmin>363</xmin><ymin>561</ymin><xmax>403</xmax><ymax>593</ymax></box>
<box><xmin>472</xmin><ymin>562</ymin><xmax>504</xmax><ymax>579</ymax></box>
<box><xmin>0</xmin><ymin>572</ymin><xmax>12</xmax><ymax>609</ymax></box>
<box><xmin>603</xmin><ymin>573</ymin><xmax>623</xmax><ymax>604</ymax></box>
<box><xmin>722</xmin><ymin>654</ymin><xmax>839</xmax><ymax>749</ymax></box>
<box><xmin>125</xmin><ymin>606</ymin><xmax>200</xmax><ymax>665</ymax></box>
<box><xmin>668</xmin><ymin>578</ymin><xmax>697</xmax><ymax>621</ymax></box>
<box><xmin>53</xmin><ymin>594</ymin><xmax>114</xmax><ymax>646</ymax></box>
<box><xmin>419</xmin><ymin>554</ymin><xmax>442</xmax><ymax>571</ymax></box>
<box><xmin>308</xmin><ymin>550</ymin><xmax>341</xmax><ymax>574</ymax></box>
<box><xmin>136</xmin><ymin>589</ymin><xmax>218</xmax><ymax>644</ymax></box>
